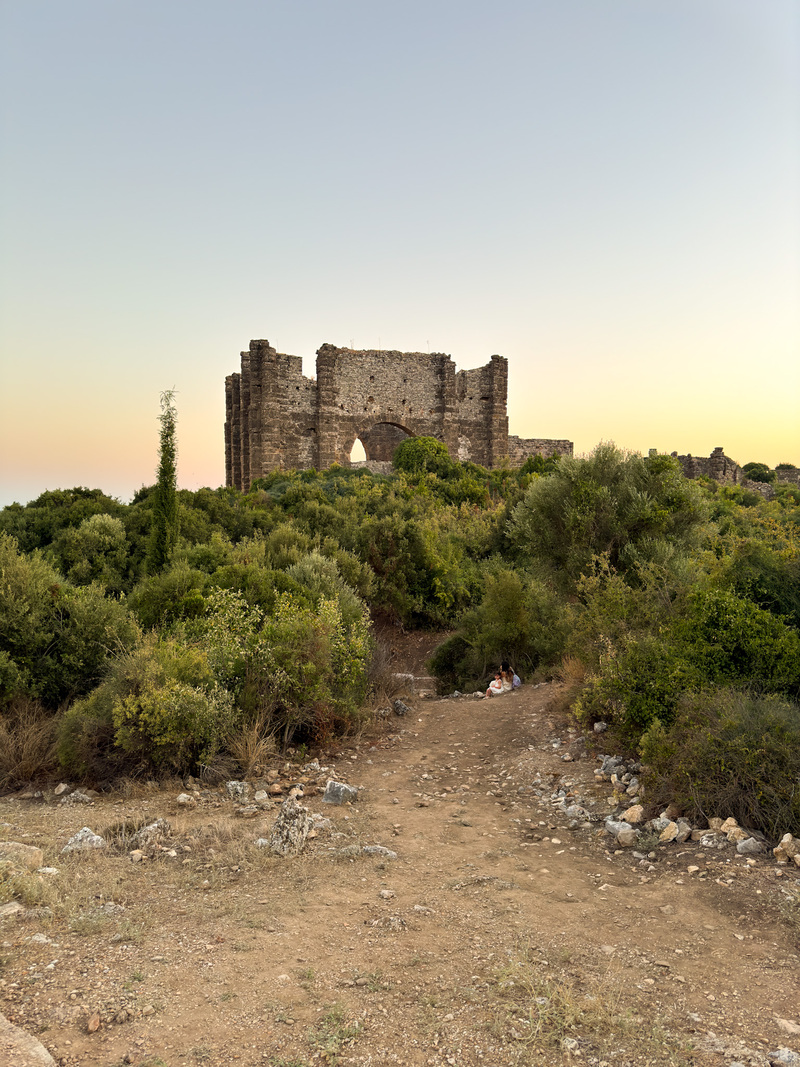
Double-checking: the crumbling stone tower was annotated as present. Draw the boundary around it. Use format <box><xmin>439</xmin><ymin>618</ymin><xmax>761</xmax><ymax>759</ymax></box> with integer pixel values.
<box><xmin>225</xmin><ymin>340</ymin><xmax>571</xmax><ymax>489</ymax></box>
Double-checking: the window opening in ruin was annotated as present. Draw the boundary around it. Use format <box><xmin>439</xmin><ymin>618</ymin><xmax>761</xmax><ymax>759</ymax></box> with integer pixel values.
<box><xmin>350</xmin><ymin>438</ymin><xmax>367</xmax><ymax>463</ymax></box>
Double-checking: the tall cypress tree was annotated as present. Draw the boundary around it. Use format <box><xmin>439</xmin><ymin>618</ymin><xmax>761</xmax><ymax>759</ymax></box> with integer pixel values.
<box><xmin>146</xmin><ymin>390</ymin><xmax>178</xmax><ymax>573</ymax></box>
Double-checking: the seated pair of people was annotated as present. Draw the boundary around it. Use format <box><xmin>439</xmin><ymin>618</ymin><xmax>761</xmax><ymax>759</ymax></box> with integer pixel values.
<box><xmin>486</xmin><ymin>661</ymin><xmax>519</xmax><ymax>698</ymax></box>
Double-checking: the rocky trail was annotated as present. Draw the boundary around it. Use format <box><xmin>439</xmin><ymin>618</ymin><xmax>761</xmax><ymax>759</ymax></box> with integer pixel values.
<box><xmin>1</xmin><ymin>675</ymin><xmax>799</xmax><ymax>1067</ymax></box>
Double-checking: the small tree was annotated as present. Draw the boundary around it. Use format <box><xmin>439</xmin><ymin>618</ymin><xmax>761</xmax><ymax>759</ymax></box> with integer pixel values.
<box><xmin>393</xmin><ymin>436</ymin><xmax>454</xmax><ymax>476</ymax></box>
<box><xmin>742</xmin><ymin>462</ymin><xmax>775</xmax><ymax>484</ymax></box>
<box><xmin>146</xmin><ymin>390</ymin><xmax>179</xmax><ymax>573</ymax></box>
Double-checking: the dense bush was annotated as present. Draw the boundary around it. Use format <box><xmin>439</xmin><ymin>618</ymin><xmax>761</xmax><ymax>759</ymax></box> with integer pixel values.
<box><xmin>574</xmin><ymin>636</ymin><xmax>699</xmax><ymax>740</ymax></box>
<box><xmin>742</xmin><ymin>462</ymin><xmax>775</xmax><ymax>484</ymax></box>
<box><xmin>640</xmin><ymin>689</ymin><xmax>800</xmax><ymax>838</ymax></box>
<box><xmin>0</xmin><ymin>533</ymin><xmax>138</xmax><ymax>709</ymax></box>
<box><xmin>428</xmin><ymin>568</ymin><xmax>567</xmax><ymax>691</ymax></box>
<box><xmin>393</xmin><ymin>436</ymin><xmax>454</xmax><ymax>477</ymax></box>
<box><xmin>676</xmin><ymin>588</ymin><xmax>800</xmax><ymax>694</ymax></box>
<box><xmin>711</xmin><ymin>541</ymin><xmax>800</xmax><ymax>630</ymax></box>
<box><xmin>509</xmin><ymin>445</ymin><xmax>708</xmax><ymax>587</ymax></box>
<box><xmin>48</xmin><ymin>514</ymin><xmax>130</xmax><ymax>593</ymax></box>
<box><xmin>57</xmin><ymin>636</ymin><xmax>233</xmax><ymax>779</ymax></box>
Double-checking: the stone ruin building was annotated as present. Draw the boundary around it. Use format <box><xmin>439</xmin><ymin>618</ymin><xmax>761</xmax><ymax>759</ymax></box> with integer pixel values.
<box><xmin>669</xmin><ymin>446</ymin><xmax>743</xmax><ymax>485</ymax></box>
<box><xmin>224</xmin><ymin>339</ymin><xmax>573</xmax><ymax>490</ymax></box>
<box><xmin>657</xmin><ymin>446</ymin><xmax>800</xmax><ymax>499</ymax></box>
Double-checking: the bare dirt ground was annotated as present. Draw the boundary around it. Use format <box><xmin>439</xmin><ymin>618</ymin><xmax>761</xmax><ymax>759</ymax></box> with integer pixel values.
<box><xmin>1</xmin><ymin>654</ymin><xmax>799</xmax><ymax>1066</ymax></box>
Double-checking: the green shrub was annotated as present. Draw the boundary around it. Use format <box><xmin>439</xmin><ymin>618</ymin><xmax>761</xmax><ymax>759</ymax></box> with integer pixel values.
<box><xmin>393</xmin><ymin>436</ymin><xmax>454</xmax><ymax>477</ymax></box>
<box><xmin>57</xmin><ymin>636</ymin><xmax>234</xmax><ymax>778</ymax></box>
<box><xmin>742</xmin><ymin>462</ymin><xmax>775</xmax><ymax>484</ymax></box>
<box><xmin>0</xmin><ymin>533</ymin><xmax>138</xmax><ymax>708</ymax></box>
<box><xmin>428</xmin><ymin>568</ymin><xmax>567</xmax><ymax>691</ymax></box>
<box><xmin>113</xmin><ymin>680</ymin><xmax>235</xmax><ymax>771</ymax></box>
<box><xmin>240</xmin><ymin>592</ymin><xmax>373</xmax><ymax>747</ymax></box>
<box><xmin>640</xmin><ymin>689</ymin><xmax>800</xmax><ymax>838</ymax></box>
<box><xmin>574</xmin><ymin>635</ymin><xmax>699</xmax><ymax>740</ymax></box>
<box><xmin>713</xmin><ymin>541</ymin><xmax>800</xmax><ymax>629</ymax></box>
<box><xmin>519</xmin><ymin>453</ymin><xmax>560</xmax><ymax>476</ymax></box>
<box><xmin>676</xmin><ymin>588</ymin><xmax>800</xmax><ymax>694</ymax></box>
<box><xmin>509</xmin><ymin>445</ymin><xmax>708</xmax><ymax>588</ymax></box>
<box><xmin>127</xmin><ymin>560</ymin><xmax>207</xmax><ymax>630</ymax></box>
<box><xmin>49</xmin><ymin>513</ymin><xmax>131</xmax><ymax>592</ymax></box>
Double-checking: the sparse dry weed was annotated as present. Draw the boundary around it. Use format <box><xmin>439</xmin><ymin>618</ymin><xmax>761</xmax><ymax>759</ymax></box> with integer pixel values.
<box><xmin>0</xmin><ymin>858</ymin><xmax>57</xmax><ymax>908</ymax></box>
<box><xmin>779</xmin><ymin>885</ymin><xmax>800</xmax><ymax>939</ymax></box>
<box><xmin>546</xmin><ymin>655</ymin><xmax>589</xmax><ymax>720</ymax></box>
<box><xmin>227</xmin><ymin>713</ymin><xmax>278</xmax><ymax>777</ymax></box>
<box><xmin>492</xmin><ymin>945</ymin><xmax>694</xmax><ymax>1065</ymax></box>
<box><xmin>0</xmin><ymin>697</ymin><xmax>58</xmax><ymax>788</ymax></box>
<box><xmin>368</xmin><ymin>635</ymin><xmax>402</xmax><ymax>705</ymax></box>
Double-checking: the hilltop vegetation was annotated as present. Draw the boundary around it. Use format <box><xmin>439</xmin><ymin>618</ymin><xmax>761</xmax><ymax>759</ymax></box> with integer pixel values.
<box><xmin>1</xmin><ymin>443</ymin><xmax>799</xmax><ymax>835</ymax></box>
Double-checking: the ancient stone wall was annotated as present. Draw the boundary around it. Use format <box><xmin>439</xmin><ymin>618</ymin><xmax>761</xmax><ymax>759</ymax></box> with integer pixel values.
<box><xmin>671</xmin><ymin>446</ymin><xmax>742</xmax><ymax>485</ymax></box>
<box><xmin>507</xmin><ymin>435</ymin><xmax>574</xmax><ymax>465</ymax></box>
<box><xmin>225</xmin><ymin>339</ymin><xmax>573</xmax><ymax>488</ymax></box>
<box><xmin>658</xmin><ymin>447</ymin><xmax>799</xmax><ymax>500</ymax></box>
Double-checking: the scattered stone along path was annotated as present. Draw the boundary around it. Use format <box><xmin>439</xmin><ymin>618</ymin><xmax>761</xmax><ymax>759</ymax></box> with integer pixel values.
<box><xmin>1</xmin><ymin>682</ymin><xmax>799</xmax><ymax>1067</ymax></box>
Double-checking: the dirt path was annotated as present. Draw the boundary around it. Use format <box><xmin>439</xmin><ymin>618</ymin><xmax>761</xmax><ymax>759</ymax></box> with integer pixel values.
<box><xmin>1</xmin><ymin>683</ymin><xmax>799</xmax><ymax>1066</ymax></box>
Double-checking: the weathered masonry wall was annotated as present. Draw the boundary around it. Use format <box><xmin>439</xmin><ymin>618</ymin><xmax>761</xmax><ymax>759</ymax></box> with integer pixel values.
<box><xmin>508</xmin><ymin>435</ymin><xmax>574</xmax><ymax>466</ymax></box>
<box><xmin>654</xmin><ymin>446</ymin><xmax>799</xmax><ymax>500</ymax></box>
<box><xmin>225</xmin><ymin>340</ymin><xmax>573</xmax><ymax>489</ymax></box>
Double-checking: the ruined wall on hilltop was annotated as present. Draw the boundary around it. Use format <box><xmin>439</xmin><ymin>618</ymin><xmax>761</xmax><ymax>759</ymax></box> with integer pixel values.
<box><xmin>224</xmin><ymin>340</ymin><xmax>573</xmax><ymax>487</ymax></box>
<box><xmin>656</xmin><ymin>446</ymin><xmax>799</xmax><ymax>500</ymax></box>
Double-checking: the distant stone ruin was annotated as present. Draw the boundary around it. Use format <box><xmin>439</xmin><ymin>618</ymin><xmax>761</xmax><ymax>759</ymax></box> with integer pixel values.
<box><xmin>224</xmin><ymin>340</ymin><xmax>572</xmax><ymax>489</ymax></box>
<box><xmin>658</xmin><ymin>446</ymin><xmax>799</xmax><ymax>499</ymax></box>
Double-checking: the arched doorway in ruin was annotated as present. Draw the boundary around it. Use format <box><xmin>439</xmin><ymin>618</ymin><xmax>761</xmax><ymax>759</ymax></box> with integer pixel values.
<box><xmin>346</xmin><ymin>422</ymin><xmax>413</xmax><ymax>466</ymax></box>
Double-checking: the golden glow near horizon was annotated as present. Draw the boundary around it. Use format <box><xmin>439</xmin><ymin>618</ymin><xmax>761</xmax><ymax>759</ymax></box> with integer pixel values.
<box><xmin>1</xmin><ymin>1</ymin><xmax>798</xmax><ymax>505</ymax></box>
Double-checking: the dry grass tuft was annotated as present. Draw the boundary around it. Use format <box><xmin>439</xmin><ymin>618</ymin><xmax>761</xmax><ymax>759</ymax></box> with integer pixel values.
<box><xmin>0</xmin><ymin>697</ymin><xmax>58</xmax><ymax>789</ymax></box>
<box><xmin>547</xmin><ymin>655</ymin><xmax>589</xmax><ymax>720</ymax></box>
<box><xmin>368</xmin><ymin>636</ymin><xmax>402</xmax><ymax>705</ymax></box>
<box><xmin>226</xmin><ymin>713</ymin><xmax>278</xmax><ymax>777</ymax></box>
<box><xmin>0</xmin><ymin>859</ymin><xmax>57</xmax><ymax>908</ymax></box>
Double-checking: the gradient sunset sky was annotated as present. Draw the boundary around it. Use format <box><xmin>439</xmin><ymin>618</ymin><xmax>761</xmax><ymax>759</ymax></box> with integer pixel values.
<box><xmin>1</xmin><ymin>0</ymin><xmax>798</xmax><ymax>507</ymax></box>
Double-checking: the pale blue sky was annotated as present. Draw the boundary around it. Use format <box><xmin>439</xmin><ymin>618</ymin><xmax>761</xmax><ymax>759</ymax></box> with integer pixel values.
<box><xmin>1</xmin><ymin>0</ymin><xmax>798</xmax><ymax>505</ymax></box>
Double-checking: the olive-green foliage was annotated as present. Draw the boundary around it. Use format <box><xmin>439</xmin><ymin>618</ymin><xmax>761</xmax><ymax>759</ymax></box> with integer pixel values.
<box><xmin>574</xmin><ymin>636</ymin><xmax>699</xmax><ymax>741</ymax></box>
<box><xmin>0</xmin><ymin>487</ymin><xmax>127</xmax><ymax>555</ymax></box>
<box><xmin>428</xmin><ymin>567</ymin><xmax>567</xmax><ymax>691</ymax></box>
<box><xmin>712</xmin><ymin>541</ymin><xmax>800</xmax><ymax>630</ymax></box>
<box><xmin>509</xmin><ymin>444</ymin><xmax>708</xmax><ymax>588</ymax></box>
<box><xmin>675</xmin><ymin>588</ymin><xmax>800</xmax><ymax>694</ymax></box>
<box><xmin>57</xmin><ymin>636</ymin><xmax>235</xmax><ymax>778</ymax></box>
<box><xmin>286</xmin><ymin>552</ymin><xmax>365</xmax><ymax>629</ymax></box>
<box><xmin>127</xmin><ymin>560</ymin><xmax>208</xmax><ymax>631</ymax></box>
<box><xmin>59</xmin><ymin>559</ymin><xmax>375</xmax><ymax>776</ymax></box>
<box><xmin>518</xmin><ymin>453</ymin><xmax>561</xmax><ymax>477</ymax></box>
<box><xmin>742</xmin><ymin>462</ymin><xmax>775</xmax><ymax>484</ymax></box>
<box><xmin>49</xmin><ymin>513</ymin><xmax>130</xmax><ymax>593</ymax></box>
<box><xmin>640</xmin><ymin>689</ymin><xmax>800</xmax><ymax>838</ymax></box>
<box><xmin>146</xmin><ymin>390</ymin><xmax>179</xmax><ymax>573</ymax></box>
<box><xmin>573</xmin><ymin>578</ymin><xmax>800</xmax><ymax>742</ymax></box>
<box><xmin>192</xmin><ymin>580</ymin><xmax>373</xmax><ymax>748</ymax></box>
<box><xmin>393</xmin><ymin>436</ymin><xmax>454</xmax><ymax>476</ymax></box>
<box><xmin>0</xmin><ymin>533</ymin><xmax>138</xmax><ymax>709</ymax></box>
<box><xmin>569</xmin><ymin>555</ymin><xmax>691</xmax><ymax>668</ymax></box>
<box><xmin>11</xmin><ymin>443</ymin><xmax>800</xmax><ymax>790</ymax></box>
